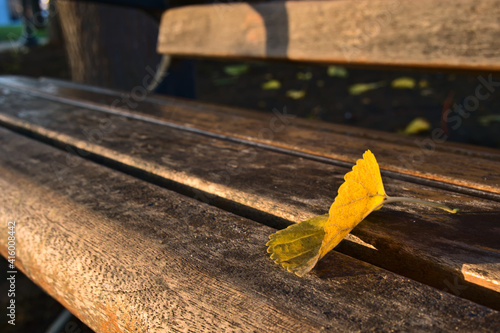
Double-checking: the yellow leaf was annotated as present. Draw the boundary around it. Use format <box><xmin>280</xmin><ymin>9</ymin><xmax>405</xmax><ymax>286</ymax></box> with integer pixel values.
<box><xmin>327</xmin><ymin>65</ymin><xmax>348</xmax><ymax>78</ymax></box>
<box><xmin>479</xmin><ymin>114</ymin><xmax>500</xmax><ymax>126</ymax></box>
<box><xmin>348</xmin><ymin>82</ymin><xmax>385</xmax><ymax>95</ymax></box>
<box><xmin>262</xmin><ymin>80</ymin><xmax>281</xmax><ymax>90</ymax></box>
<box><xmin>418</xmin><ymin>79</ymin><xmax>429</xmax><ymax>89</ymax></box>
<box><xmin>224</xmin><ymin>64</ymin><xmax>249</xmax><ymax>76</ymax></box>
<box><xmin>266</xmin><ymin>214</ymin><xmax>328</xmax><ymax>277</ymax></box>
<box><xmin>267</xmin><ymin>150</ymin><xmax>458</xmax><ymax>276</ymax></box>
<box><xmin>286</xmin><ymin>89</ymin><xmax>306</xmax><ymax>99</ymax></box>
<box><xmin>391</xmin><ymin>77</ymin><xmax>416</xmax><ymax>89</ymax></box>
<box><xmin>297</xmin><ymin>72</ymin><xmax>313</xmax><ymax>80</ymax></box>
<box><xmin>319</xmin><ymin>150</ymin><xmax>386</xmax><ymax>258</ymax></box>
<box><xmin>402</xmin><ymin>117</ymin><xmax>431</xmax><ymax>135</ymax></box>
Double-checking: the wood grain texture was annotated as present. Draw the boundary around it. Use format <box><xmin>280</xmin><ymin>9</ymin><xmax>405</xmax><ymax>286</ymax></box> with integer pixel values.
<box><xmin>158</xmin><ymin>0</ymin><xmax>500</xmax><ymax>72</ymax></box>
<box><xmin>0</xmin><ymin>77</ymin><xmax>499</xmax><ymax>310</ymax></box>
<box><xmin>2</xmin><ymin>128</ymin><xmax>499</xmax><ymax>331</ymax></box>
<box><xmin>2</xmin><ymin>76</ymin><xmax>500</xmax><ymax>196</ymax></box>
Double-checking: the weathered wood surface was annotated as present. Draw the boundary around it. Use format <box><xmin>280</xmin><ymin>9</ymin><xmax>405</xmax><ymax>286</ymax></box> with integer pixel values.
<box><xmin>2</xmin><ymin>128</ymin><xmax>499</xmax><ymax>332</ymax></box>
<box><xmin>0</xmin><ymin>77</ymin><xmax>499</xmax><ymax>310</ymax></box>
<box><xmin>158</xmin><ymin>0</ymin><xmax>500</xmax><ymax>72</ymax></box>
<box><xmin>2</xmin><ymin>75</ymin><xmax>500</xmax><ymax>198</ymax></box>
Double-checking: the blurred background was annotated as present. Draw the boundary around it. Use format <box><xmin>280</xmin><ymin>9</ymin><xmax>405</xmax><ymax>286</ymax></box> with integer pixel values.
<box><xmin>1</xmin><ymin>0</ymin><xmax>500</xmax><ymax>148</ymax></box>
<box><xmin>1</xmin><ymin>0</ymin><xmax>499</xmax><ymax>332</ymax></box>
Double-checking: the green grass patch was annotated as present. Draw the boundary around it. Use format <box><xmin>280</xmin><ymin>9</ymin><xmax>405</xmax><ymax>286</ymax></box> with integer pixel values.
<box><xmin>0</xmin><ymin>25</ymin><xmax>22</xmax><ymax>41</ymax></box>
<box><xmin>0</xmin><ymin>25</ymin><xmax>47</xmax><ymax>42</ymax></box>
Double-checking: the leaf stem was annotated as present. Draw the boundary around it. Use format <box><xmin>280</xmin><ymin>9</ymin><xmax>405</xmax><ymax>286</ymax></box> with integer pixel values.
<box><xmin>384</xmin><ymin>196</ymin><xmax>459</xmax><ymax>214</ymax></box>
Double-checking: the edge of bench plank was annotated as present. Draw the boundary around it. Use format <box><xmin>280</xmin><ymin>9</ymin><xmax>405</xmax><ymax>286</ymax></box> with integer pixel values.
<box><xmin>2</xmin><ymin>128</ymin><xmax>499</xmax><ymax>331</ymax></box>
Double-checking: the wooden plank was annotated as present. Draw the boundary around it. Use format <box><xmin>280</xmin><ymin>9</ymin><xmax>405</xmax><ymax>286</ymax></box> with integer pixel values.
<box><xmin>2</xmin><ymin>76</ymin><xmax>500</xmax><ymax>198</ymax></box>
<box><xmin>158</xmin><ymin>0</ymin><xmax>500</xmax><ymax>72</ymax></box>
<box><xmin>0</xmin><ymin>78</ymin><xmax>499</xmax><ymax>310</ymax></box>
<box><xmin>2</xmin><ymin>128</ymin><xmax>499</xmax><ymax>331</ymax></box>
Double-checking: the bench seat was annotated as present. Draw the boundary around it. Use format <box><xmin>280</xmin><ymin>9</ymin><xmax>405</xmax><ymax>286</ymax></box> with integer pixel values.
<box><xmin>0</xmin><ymin>76</ymin><xmax>499</xmax><ymax>331</ymax></box>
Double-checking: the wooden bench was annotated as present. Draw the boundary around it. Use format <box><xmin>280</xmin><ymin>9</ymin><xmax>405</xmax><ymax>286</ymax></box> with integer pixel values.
<box><xmin>1</xmin><ymin>0</ymin><xmax>500</xmax><ymax>331</ymax></box>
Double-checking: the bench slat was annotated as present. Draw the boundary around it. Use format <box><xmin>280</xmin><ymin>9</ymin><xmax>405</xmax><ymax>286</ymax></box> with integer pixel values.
<box><xmin>0</xmin><ymin>77</ymin><xmax>499</xmax><ymax>310</ymax></box>
<box><xmin>158</xmin><ymin>0</ymin><xmax>500</xmax><ymax>72</ymax></box>
<box><xmin>2</xmin><ymin>128</ymin><xmax>499</xmax><ymax>331</ymax></box>
<box><xmin>2</xmin><ymin>76</ymin><xmax>500</xmax><ymax>197</ymax></box>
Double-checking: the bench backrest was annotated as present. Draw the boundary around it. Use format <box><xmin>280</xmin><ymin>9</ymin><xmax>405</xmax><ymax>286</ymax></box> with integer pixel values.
<box><xmin>158</xmin><ymin>0</ymin><xmax>500</xmax><ymax>72</ymax></box>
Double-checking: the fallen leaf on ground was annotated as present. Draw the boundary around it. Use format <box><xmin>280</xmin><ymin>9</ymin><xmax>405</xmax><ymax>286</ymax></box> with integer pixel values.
<box><xmin>262</xmin><ymin>79</ymin><xmax>281</xmax><ymax>90</ymax></box>
<box><xmin>286</xmin><ymin>89</ymin><xmax>306</xmax><ymax>99</ymax></box>
<box><xmin>224</xmin><ymin>64</ymin><xmax>249</xmax><ymax>76</ymax></box>
<box><xmin>348</xmin><ymin>81</ymin><xmax>386</xmax><ymax>95</ymax></box>
<box><xmin>267</xmin><ymin>150</ymin><xmax>458</xmax><ymax>277</ymax></box>
<box><xmin>391</xmin><ymin>77</ymin><xmax>416</xmax><ymax>89</ymax></box>
<box><xmin>479</xmin><ymin>114</ymin><xmax>500</xmax><ymax>126</ymax></box>
<box><xmin>402</xmin><ymin>117</ymin><xmax>431</xmax><ymax>135</ymax></box>
<box><xmin>297</xmin><ymin>72</ymin><xmax>312</xmax><ymax>80</ymax></box>
<box><xmin>418</xmin><ymin>79</ymin><xmax>429</xmax><ymax>89</ymax></box>
<box><xmin>327</xmin><ymin>65</ymin><xmax>348</xmax><ymax>78</ymax></box>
